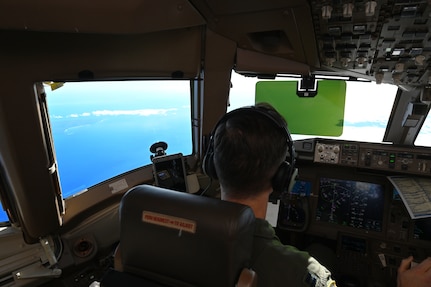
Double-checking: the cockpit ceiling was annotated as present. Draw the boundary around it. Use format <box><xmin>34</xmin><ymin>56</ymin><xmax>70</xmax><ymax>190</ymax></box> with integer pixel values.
<box><xmin>1</xmin><ymin>0</ymin><xmax>431</xmax><ymax>87</ymax></box>
<box><xmin>0</xmin><ymin>0</ymin><xmax>310</xmax><ymax>34</ymax></box>
<box><xmin>0</xmin><ymin>0</ymin><xmax>205</xmax><ymax>34</ymax></box>
<box><xmin>192</xmin><ymin>0</ymin><xmax>431</xmax><ymax>87</ymax></box>
<box><xmin>189</xmin><ymin>0</ymin><xmax>319</xmax><ymax>68</ymax></box>
<box><xmin>0</xmin><ymin>0</ymin><xmax>317</xmax><ymax>66</ymax></box>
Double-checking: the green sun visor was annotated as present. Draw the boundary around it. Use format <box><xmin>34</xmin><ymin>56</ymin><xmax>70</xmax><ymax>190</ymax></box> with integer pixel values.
<box><xmin>255</xmin><ymin>80</ymin><xmax>347</xmax><ymax>136</ymax></box>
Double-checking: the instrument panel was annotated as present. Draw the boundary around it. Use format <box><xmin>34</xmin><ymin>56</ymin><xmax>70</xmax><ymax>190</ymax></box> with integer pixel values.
<box><xmin>279</xmin><ymin>138</ymin><xmax>431</xmax><ymax>286</ymax></box>
<box><xmin>309</xmin><ymin>0</ymin><xmax>431</xmax><ymax>87</ymax></box>
<box><xmin>311</xmin><ymin>139</ymin><xmax>431</xmax><ymax>176</ymax></box>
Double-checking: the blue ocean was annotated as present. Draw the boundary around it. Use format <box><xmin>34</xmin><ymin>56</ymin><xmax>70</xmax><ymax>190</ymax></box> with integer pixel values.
<box><xmin>53</xmin><ymin>111</ymin><xmax>192</xmax><ymax>197</ymax></box>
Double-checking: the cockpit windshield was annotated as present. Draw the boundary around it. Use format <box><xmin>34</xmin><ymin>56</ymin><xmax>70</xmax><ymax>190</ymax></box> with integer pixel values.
<box><xmin>229</xmin><ymin>72</ymin><xmax>399</xmax><ymax>143</ymax></box>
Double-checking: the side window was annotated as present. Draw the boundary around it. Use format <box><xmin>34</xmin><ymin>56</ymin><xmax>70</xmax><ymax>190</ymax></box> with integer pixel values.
<box><xmin>0</xmin><ymin>171</ymin><xmax>11</xmax><ymax>225</ymax></box>
<box><xmin>44</xmin><ymin>80</ymin><xmax>192</xmax><ymax>198</ymax></box>
<box><xmin>0</xmin><ymin>201</ymin><xmax>7</xmax><ymax>224</ymax></box>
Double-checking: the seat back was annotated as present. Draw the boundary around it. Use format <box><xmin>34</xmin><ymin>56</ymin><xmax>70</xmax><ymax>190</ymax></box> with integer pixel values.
<box><xmin>117</xmin><ymin>184</ymin><xmax>256</xmax><ymax>287</ymax></box>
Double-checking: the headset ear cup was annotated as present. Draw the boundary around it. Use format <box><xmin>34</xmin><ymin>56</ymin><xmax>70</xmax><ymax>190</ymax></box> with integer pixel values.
<box><xmin>271</xmin><ymin>161</ymin><xmax>292</xmax><ymax>197</ymax></box>
<box><xmin>203</xmin><ymin>152</ymin><xmax>218</xmax><ymax>179</ymax></box>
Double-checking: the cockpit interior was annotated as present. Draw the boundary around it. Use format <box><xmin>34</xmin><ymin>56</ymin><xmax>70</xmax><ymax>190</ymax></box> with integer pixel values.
<box><xmin>1</xmin><ymin>0</ymin><xmax>431</xmax><ymax>286</ymax></box>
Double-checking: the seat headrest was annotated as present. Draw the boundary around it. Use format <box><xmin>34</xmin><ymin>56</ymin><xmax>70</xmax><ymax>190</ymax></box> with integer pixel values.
<box><xmin>119</xmin><ymin>184</ymin><xmax>255</xmax><ymax>287</ymax></box>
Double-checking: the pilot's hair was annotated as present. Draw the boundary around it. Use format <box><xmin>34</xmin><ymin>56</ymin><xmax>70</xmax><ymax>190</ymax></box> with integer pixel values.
<box><xmin>213</xmin><ymin>102</ymin><xmax>289</xmax><ymax>198</ymax></box>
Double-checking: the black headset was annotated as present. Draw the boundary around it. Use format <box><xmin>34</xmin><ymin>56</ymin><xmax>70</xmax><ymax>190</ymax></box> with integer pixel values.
<box><xmin>202</xmin><ymin>106</ymin><xmax>298</xmax><ymax>199</ymax></box>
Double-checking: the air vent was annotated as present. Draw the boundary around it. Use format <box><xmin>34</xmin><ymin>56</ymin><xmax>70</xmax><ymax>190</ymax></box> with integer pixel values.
<box><xmin>247</xmin><ymin>30</ymin><xmax>293</xmax><ymax>54</ymax></box>
<box><xmin>73</xmin><ymin>237</ymin><xmax>95</xmax><ymax>258</ymax></box>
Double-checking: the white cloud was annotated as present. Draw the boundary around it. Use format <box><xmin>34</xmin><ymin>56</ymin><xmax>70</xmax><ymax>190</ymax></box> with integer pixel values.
<box><xmin>64</xmin><ymin>125</ymin><xmax>89</xmax><ymax>135</ymax></box>
<box><xmin>54</xmin><ymin>108</ymin><xmax>178</xmax><ymax>119</ymax></box>
<box><xmin>91</xmin><ymin>108</ymin><xmax>176</xmax><ymax>117</ymax></box>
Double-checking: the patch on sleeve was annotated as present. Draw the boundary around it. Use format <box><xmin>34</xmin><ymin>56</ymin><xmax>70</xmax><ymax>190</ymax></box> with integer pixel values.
<box><xmin>304</xmin><ymin>257</ymin><xmax>337</xmax><ymax>287</ymax></box>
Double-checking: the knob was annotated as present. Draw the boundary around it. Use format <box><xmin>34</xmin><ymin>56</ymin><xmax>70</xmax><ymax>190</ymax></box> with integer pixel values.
<box><xmin>365</xmin><ymin>1</ymin><xmax>377</xmax><ymax>17</ymax></box>
<box><xmin>343</xmin><ymin>3</ymin><xmax>354</xmax><ymax>18</ymax></box>
<box><xmin>322</xmin><ymin>5</ymin><xmax>333</xmax><ymax>19</ymax></box>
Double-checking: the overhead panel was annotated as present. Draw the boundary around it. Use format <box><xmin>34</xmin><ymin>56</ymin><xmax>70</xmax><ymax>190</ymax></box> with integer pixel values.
<box><xmin>310</xmin><ymin>0</ymin><xmax>431</xmax><ymax>87</ymax></box>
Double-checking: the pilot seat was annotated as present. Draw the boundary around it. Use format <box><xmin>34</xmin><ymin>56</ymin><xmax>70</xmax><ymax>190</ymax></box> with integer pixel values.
<box><xmin>100</xmin><ymin>184</ymin><xmax>257</xmax><ymax>287</ymax></box>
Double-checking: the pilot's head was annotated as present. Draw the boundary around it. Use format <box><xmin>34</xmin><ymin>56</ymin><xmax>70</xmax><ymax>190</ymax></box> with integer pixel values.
<box><xmin>204</xmin><ymin>102</ymin><xmax>292</xmax><ymax>200</ymax></box>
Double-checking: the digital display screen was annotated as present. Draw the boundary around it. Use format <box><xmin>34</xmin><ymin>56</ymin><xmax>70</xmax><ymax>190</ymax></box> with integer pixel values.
<box><xmin>414</xmin><ymin>218</ymin><xmax>431</xmax><ymax>240</ymax></box>
<box><xmin>278</xmin><ymin>180</ymin><xmax>311</xmax><ymax>230</ymax></box>
<box><xmin>316</xmin><ymin>177</ymin><xmax>384</xmax><ymax>232</ymax></box>
<box><xmin>291</xmin><ymin>180</ymin><xmax>312</xmax><ymax>196</ymax></box>
<box><xmin>152</xmin><ymin>154</ymin><xmax>188</xmax><ymax>192</ymax></box>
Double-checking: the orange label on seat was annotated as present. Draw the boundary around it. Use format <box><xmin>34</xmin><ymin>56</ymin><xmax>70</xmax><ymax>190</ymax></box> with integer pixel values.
<box><xmin>142</xmin><ymin>211</ymin><xmax>196</xmax><ymax>233</ymax></box>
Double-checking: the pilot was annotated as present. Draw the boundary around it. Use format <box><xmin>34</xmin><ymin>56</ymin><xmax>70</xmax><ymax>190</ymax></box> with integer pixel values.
<box><xmin>203</xmin><ymin>102</ymin><xmax>336</xmax><ymax>287</ymax></box>
<box><xmin>204</xmin><ymin>102</ymin><xmax>431</xmax><ymax>287</ymax></box>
